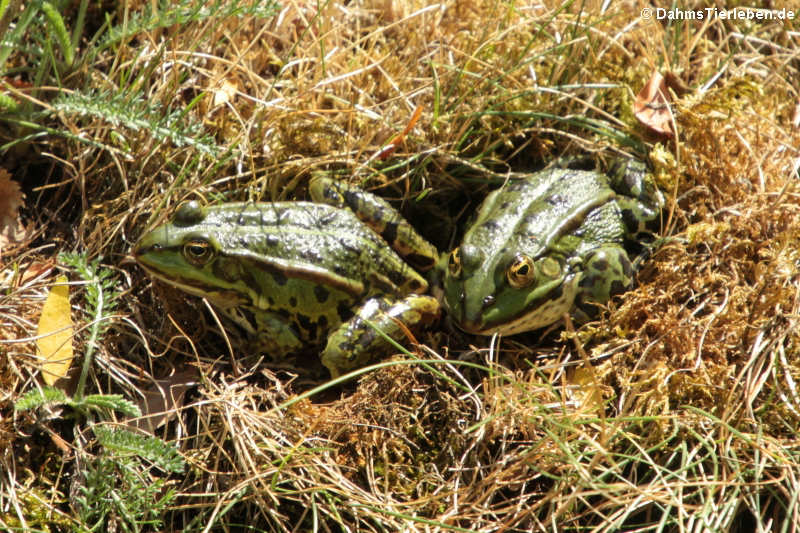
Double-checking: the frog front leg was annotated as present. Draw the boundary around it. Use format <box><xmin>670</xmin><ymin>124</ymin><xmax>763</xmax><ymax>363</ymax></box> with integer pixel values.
<box><xmin>572</xmin><ymin>245</ymin><xmax>634</xmax><ymax>322</ymax></box>
<box><xmin>227</xmin><ymin>307</ymin><xmax>305</xmax><ymax>358</ymax></box>
<box><xmin>321</xmin><ymin>295</ymin><xmax>440</xmax><ymax>378</ymax></box>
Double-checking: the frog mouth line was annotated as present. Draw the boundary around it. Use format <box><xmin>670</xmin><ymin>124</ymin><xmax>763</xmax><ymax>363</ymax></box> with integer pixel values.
<box><xmin>456</xmin><ymin>274</ymin><xmax>580</xmax><ymax>336</ymax></box>
<box><xmin>136</xmin><ymin>264</ymin><xmax>246</xmax><ymax>307</ymax></box>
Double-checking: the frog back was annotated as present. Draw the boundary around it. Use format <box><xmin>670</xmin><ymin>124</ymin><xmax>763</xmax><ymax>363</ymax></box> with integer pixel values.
<box><xmin>463</xmin><ymin>168</ymin><xmax>626</xmax><ymax>265</ymax></box>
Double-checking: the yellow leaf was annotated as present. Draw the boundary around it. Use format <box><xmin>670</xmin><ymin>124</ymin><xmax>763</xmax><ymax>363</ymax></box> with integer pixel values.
<box><xmin>36</xmin><ymin>275</ymin><xmax>73</xmax><ymax>385</ymax></box>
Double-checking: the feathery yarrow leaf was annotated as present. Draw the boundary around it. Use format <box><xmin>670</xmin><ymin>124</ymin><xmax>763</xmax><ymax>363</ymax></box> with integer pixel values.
<box><xmin>52</xmin><ymin>90</ymin><xmax>220</xmax><ymax>156</ymax></box>
<box><xmin>100</xmin><ymin>0</ymin><xmax>280</xmax><ymax>50</ymax></box>
<box><xmin>14</xmin><ymin>386</ymin><xmax>69</xmax><ymax>410</ymax></box>
<box><xmin>94</xmin><ymin>426</ymin><xmax>186</xmax><ymax>473</ymax></box>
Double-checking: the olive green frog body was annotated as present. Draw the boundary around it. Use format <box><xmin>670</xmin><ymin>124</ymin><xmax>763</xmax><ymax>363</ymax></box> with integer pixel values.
<box><xmin>442</xmin><ymin>159</ymin><xmax>663</xmax><ymax>335</ymax></box>
<box><xmin>133</xmin><ymin>178</ymin><xmax>440</xmax><ymax>377</ymax></box>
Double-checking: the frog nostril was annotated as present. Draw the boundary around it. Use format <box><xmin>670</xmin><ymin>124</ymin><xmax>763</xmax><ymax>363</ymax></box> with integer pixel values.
<box><xmin>482</xmin><ymin>295</ymin><xmax>495</xmax><ymax>308</ymax></box>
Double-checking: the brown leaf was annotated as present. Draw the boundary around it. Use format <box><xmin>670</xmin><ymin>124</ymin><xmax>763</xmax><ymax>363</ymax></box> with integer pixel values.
<box><xmin>0</xmin><ymin>168</ymin><xmax>26</xmax><ymax>254</ymax></box>
<box><xmin>634</xmin><ymin>71</ymin><xmax>675</xmax><ymax>138</ymax></box>
<box><xmin>18</xmin><ymin>261</ymin><xmax>55</xmax><ymax>287</ymax></box>
<box><xmin>131</xmin><ymin>369</ymin><xmax>200</xmax><ymax>433</ymax></box>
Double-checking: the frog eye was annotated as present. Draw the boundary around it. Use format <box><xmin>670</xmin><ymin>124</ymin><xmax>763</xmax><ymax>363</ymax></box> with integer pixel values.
<box><xmin>507</xmin><ymin>254</ymin><xmax>535</xmax><ymax>288</ymax></box>
<box><xmin>183</xmin><ymin>239</ymin><xmax>214</xmax><ymax>265</ymax></box>
<box><xmin>448</xmin><ymin>248</ymin><xmax>462</xmax><ymax>277</ymax></box>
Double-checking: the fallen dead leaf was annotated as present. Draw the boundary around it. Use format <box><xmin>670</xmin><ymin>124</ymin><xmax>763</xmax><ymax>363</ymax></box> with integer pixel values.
<box><xmin>634</xmin><ymin>71</ymin><xmax>676</xmax><ymax>139</ymax></box>
<box><xmin>18</xmin><ymin>260</ymin><xmax>55</xmax><ymax>287</ymax></box>
<box><xmin>36</xmin><ymin>275</ymin><xmax>74</xmax><ymax>386</ymax></box>
<box><xmin>0</xmin><ymin>167</ymin><xmax>26</xmax><ymax>254</ymax></box>
<box><xmin>131</xmin><ymin>368</ymin><xmax>200</xmax><ymax>433</ymax></box>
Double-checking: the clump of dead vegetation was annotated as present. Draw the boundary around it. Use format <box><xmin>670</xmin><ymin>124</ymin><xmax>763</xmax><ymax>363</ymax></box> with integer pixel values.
<box><xmin>2</xmin><ymin>0</ymin><xmax>799</xmax><ymax>531</ymax></box>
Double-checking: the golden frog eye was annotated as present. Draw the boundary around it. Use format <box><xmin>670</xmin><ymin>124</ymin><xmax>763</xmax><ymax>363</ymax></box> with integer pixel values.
<box><xmin>183</xmin><ymin>239</ymin><xmax>214</xmax><ymax>265</ymax></box>
<box><xmin>448</xmin><ymin>248</ymin><xmax>462</xmax><ymax>277</ymax></box>
<box><xmin>507</xmin><ymin>254</ymin><xmax>535</xmax><ymax>288</ymax></box>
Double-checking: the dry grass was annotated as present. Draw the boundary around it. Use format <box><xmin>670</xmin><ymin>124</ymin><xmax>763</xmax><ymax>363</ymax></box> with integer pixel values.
<box><xmin>2</xmin><ymin>0</ymin><xmax>800</xmax><ymax>531</ymax></box>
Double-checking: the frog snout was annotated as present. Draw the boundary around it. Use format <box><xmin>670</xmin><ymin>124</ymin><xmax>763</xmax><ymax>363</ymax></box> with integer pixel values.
<box><xmin>453</xmin><ymin>291</ymin><xmax>495</xmax><ymax>334</ymax></box>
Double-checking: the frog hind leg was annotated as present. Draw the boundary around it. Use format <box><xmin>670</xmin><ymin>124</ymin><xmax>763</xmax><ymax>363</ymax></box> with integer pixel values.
<box><xmin>607</xmin><ymin>158</ymin><xmax>665</xmax><ymax>239</ymax></box>
<box><xmin>320</xmin><ymin>294</ymin><xmax>440</xmax><ymax>378</ymax></box>
<box><xmin>309</xmin><ymin>174</ymin><xmax>439</xmax><ymax>273</ymax></box>
<box><xmin>572</xmin><ymin>246</ymin><xmax>634</xmax><ymax>323</ymax></box>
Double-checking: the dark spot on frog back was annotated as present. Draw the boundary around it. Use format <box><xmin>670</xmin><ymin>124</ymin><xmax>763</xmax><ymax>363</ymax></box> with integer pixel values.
<box><xmin>609</xmin><ymin>278</ymin><xmax>627</xmax><ymax>296</ymax></box>
<box><xmin>318</xmin><ymin>211</ymin><xmax>339</xmax><ymax>226</ymax></box>
<box><xmin>590</xmin><ymin>256</ymin><xmax>609</xmax><ymax>271</ymax></box>
<box><xmin>343</xmin><ymin>190</ymin><xmax>363</xmax><ymax>211</ymax></box>
<box><xmin>481</xmin><ymin>220</ymin><xmax>500</xmax><ymax>232</ymax></box>
<box><xmin>387</xmin><ymin>269</ymin><xmax>407</xmax><ymax>288</ymax></box>
<box><xmin>296</xmin><ymin>313</ymin><xmax>317</xmax><ymax>339</ymax></box>
<box><xmin>406</xmin><ymin>277</ymin><xmax>424</xmax><ymax>293</ymax></box>
<box><xmin>301</xmin><ymin>248</ymin><xmax>322</xmax><ymax>263</ymax></box>
<box><xmin>503</xmin><ymin>180</ymin><xmax>528</xmax><ymax>193</ymax></box>
<box><xmin>382</xmin><ymin>221</ymin><xmax>398</xmax><ymax>243</ymax></box>
<box><xmin>406</xmin><ymin>252</ymin><xmax>436</xmax><ymax>272</ymax></box>
<box><xmin>620</xmin><ymin>208</ymin><xmax>639</xmax><ymax>234</ymax></box>
<box><xmin>314</xmin><ymin>285</ymin><xmax>330</xmax><ymax>303</ymax></box>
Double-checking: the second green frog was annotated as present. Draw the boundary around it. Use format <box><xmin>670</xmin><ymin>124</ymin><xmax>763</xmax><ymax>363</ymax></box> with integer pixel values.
<box><xmin>441</xmin><ymin>158</ymin><xmax>664</xmax><ymax>335</ymax></box>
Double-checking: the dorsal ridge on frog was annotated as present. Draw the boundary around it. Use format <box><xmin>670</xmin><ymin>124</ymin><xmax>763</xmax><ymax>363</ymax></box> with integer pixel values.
<box><xmin>442</xmin><ymin>158</ymin><xmax>663</xmax><ymax>335</ymax></box>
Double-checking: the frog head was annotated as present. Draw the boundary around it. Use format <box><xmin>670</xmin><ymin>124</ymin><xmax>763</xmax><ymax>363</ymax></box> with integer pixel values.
<box><xmin>132</xmin><ymin>202</ymin><xmax>253</xmax><ymax>310</ymax></box>
<box><xmin>442</xmin><ymin>242</ymin><xmax>580</xmax><ymax>335</ymax></box>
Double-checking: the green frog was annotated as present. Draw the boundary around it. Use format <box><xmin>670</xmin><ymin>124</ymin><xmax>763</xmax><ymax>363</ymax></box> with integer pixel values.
<box><xmin>134</xmin><ymin>158</ymin><xmax>662</xmax><ymax>376</ymax></box>
<box><xmin>133</xmin><ymin>176</ymin><xmax>440</xmax><ymax>378</ymax></box>
<box><xmin>441</xmin><ymin>158</ymin><xmax>663</xmax><ymax>335</ymax></box>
